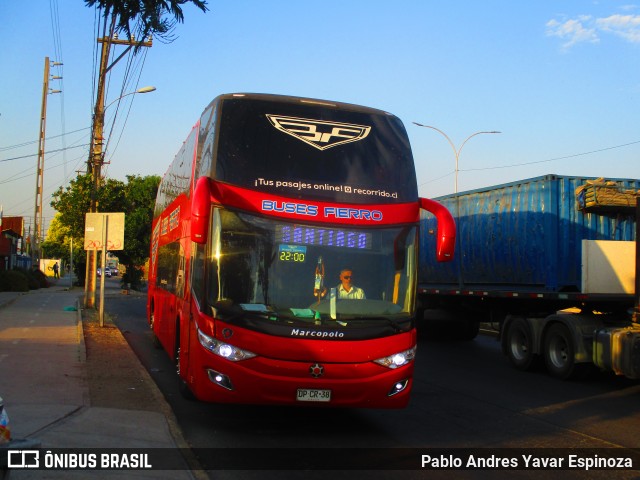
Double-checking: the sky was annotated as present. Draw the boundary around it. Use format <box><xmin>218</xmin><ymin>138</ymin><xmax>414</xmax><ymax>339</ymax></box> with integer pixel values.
<box><xmin>1</xmin><ymin>0</ymin><xmax>639</xmax><ymax>237</ymax></box>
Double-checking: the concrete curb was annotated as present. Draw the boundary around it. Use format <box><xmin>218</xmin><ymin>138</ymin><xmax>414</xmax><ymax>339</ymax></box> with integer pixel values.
<box><xmin>1</xmin><ymin>285</ymin><xmax>207</xmax><ymax>479</ymax></box>
<box><xmin>79</xmin><ymin>297</ymin><xmax>208</xmax><ymax>480</ymax></box>
<box><xmin>0</xmin><ymin>292</ymin><xmax>25</xmax><ymax>311</ymax></box>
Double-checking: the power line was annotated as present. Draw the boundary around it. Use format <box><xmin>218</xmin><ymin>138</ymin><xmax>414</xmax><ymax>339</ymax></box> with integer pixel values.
<box><xmin>0</xmin><ymin>127</ymin><xmax>90</xmax><ymax>152</ymax></box>
<box><xmin>0</xmin><ymin>144</ymin><xmax>89</xmax><ymax>163</ymax></box>
<box><xmin>419</xmin><ymin>139</ymin><xmax>640</xmax><ymax>186</ymax></box>
<box><xmin>0</xmin><ymin>152</ymin><xmax>87</xmax><ymax>186</ymax></box>
<box><xmin>463</xmin><ymin>140</ymin><xmax>640</xmax><ymax>173</ymax></box>
<box><xmin>104</xmin><ymin>47</ymin><xmax>150</xmax><ymax>171</ymax></box>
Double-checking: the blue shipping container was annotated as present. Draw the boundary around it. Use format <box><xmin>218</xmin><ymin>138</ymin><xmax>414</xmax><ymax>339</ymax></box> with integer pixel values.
<box><xmin>419</xmin><ymin>174</ymin><xmax>639</xmax><ymax>292</ymax></box>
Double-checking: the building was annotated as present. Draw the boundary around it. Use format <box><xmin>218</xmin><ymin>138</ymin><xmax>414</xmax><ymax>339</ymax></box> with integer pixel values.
<box><xmin>0</xmin><ymin>216</ymin><xmax>30</xmax><ymax>271</ymax></box>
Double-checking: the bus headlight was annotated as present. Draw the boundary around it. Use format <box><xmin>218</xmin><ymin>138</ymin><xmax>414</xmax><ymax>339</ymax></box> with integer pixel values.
<box><xmin>373</xmin><ymin>346</ymin><xmax>416</xmax><ymax>369</ymax></box>
<box><xmin>197</xmin><ymin>326</ymin><xmax>256</xmax><ymax>361</ymax></box>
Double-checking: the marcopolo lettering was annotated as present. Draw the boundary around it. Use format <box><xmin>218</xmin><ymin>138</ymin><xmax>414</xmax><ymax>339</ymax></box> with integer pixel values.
<box><xmin>291</xmin><ymin>328</ymin><xmax>345</xmax><ymax>338</ymax></box>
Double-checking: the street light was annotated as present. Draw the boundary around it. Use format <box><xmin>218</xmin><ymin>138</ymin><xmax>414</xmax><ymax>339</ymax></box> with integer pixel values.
<box><xmin>413</xmin><ymin>123</ymin><xmax>500</xmax><ymax>288</ymax></box>
<box><xmin>85</xmin><ymin>85</ymin><xmax>156</xmax><ymax>309</ymax></box>
<box><xmin>135</xmin><ymin>85</ymin><xmax>156</xmax><ymax>93</ymax></box>
<box><xmin>412</xmin><ymin>123</ymin><xmax>501</xmax><ymax>194</ymax></box>
<box><xmin>104</xmin><ymin>85</ymin><xmax>156</xmax><ymax>110</ymax></box>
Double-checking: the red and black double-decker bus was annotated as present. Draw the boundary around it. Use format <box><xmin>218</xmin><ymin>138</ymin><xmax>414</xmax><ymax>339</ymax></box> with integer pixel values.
<box><xmin>148</xmin><ymin>93</ymin><xmax>454</xmax><ymax>408</ymax></box>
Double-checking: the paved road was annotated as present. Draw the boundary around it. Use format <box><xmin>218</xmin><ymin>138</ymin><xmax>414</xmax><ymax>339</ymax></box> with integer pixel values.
<box><xmin>105</xmin><ymin>295</ymin><xmax>640</xmax><ymax>480</ymax></box>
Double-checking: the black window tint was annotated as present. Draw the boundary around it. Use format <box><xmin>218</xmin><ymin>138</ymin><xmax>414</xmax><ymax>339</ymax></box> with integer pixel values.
<box><xmin>214</xmin><ymin>98</ymin><xmax>417</xmax><ymax>204</ymax></box>
<box><xmin>156</xmin><ymin>241</ymin><xmax>185</xmax><ymax>297</ymax></box>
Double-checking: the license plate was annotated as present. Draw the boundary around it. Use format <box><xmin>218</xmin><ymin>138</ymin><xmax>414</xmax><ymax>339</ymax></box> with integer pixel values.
<box><xmin>296</xmin><ymin>388</ymin><xmax>331</xmax><ymax>402</ymax></box>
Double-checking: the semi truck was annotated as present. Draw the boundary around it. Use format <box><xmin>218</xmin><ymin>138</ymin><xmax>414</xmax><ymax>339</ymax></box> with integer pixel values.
<box><xmin>417</xmin><ymin>174</ymin><xmax>640</xmax><ymax>380</ymax></box>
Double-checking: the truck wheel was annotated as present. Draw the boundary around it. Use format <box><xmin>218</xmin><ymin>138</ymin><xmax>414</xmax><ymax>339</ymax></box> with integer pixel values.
<box><xmin>506</xmin><ymin>318</ymin><xmax>537</xmax><ymax>371</ymax></box>
<box><xmin>543</xmin><ymin>323</ymin><xmax>581</xmax><ymax>379</ymax></box>
<box><xmin>458</xmin><ymin>318</ymin><xmax>480</xmax><ymax>341</ymax></box>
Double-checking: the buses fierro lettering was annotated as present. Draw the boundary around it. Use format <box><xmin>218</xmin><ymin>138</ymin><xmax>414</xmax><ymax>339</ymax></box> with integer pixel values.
<box><xmin>261</xmin><ymin>200</ymin><xmax>383</xmax><ymax>221</ymax></box>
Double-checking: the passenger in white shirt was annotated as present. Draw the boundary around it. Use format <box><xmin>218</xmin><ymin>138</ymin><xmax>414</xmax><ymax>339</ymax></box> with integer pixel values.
<box><xmin>336</xmin><ymin>268</ymin><xmax>366</xmax><ymax>299</ymax></box>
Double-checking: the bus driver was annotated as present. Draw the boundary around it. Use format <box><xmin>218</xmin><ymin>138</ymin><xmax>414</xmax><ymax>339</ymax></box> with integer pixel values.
<box><xmin>337</xmin><ymin>268</ymin><xmax>366</xmax><ymax>299</ymax></box>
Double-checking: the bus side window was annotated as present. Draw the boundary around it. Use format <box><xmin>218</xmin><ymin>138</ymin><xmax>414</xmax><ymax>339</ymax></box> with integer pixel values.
<box><xmin>198</xmin><ymin>105</ymin><xmax>216</xmax><ymax>180</ymax></box>
<box><xmin>191</xmin><ymin>242</ymin><xmax>206</xmax><ymax>311</ymax></box>
<box><xmin>176</xmin><ymin>242</ymin><xmax>186</xmax><ymax>298</ymax></box>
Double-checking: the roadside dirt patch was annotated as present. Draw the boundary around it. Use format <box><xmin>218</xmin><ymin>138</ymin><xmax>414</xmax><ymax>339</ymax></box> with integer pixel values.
<box><xmin>81</xmin><ymin>308</ymin><xmax>205</xmax><ymax>475</ymax></box>
<box><xmin>82</xmin><ymin>311</ymin><xmax>163</xmax><ymax>412</ymax></box>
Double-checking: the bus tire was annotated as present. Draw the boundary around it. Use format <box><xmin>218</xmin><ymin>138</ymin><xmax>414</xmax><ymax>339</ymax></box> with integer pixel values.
<box><xmin>175</xmin><ymin>326</ymin><xmax>196</xmax><ymax>401</ymax></box>
<box><xmin>177</xmin><ymin>374</ymin><xmax>196</xmax><ymax>401</ymax></box>
<box><xmin>543</xmin><ymin>323</ymin><xmax>586</xmax><ymax>380</ymax></box>
<box><xmin>148</xmin><ymin>307</ymin><xmax>162</xmax><ymax>349</ymax></box>
<box><xmin>505</xmin><ymin>317</ymin><xmax>538</xmax><ymax>371</ymax></box>
<box><xmin>176</xmin><ymin>351</ymin><xmax>196</xmax><ymax>400</ymax></box>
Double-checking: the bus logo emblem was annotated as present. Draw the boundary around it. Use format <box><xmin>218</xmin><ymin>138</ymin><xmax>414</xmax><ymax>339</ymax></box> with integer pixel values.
<box><xmin>266</xmin><ymin>115</ymin><xmax>371</xmax><ymax>151</ymax></box>
<box><xmin>309</xmin><ymin>363</ymin><xmax>324</xmax><ymax>378</ymax></box>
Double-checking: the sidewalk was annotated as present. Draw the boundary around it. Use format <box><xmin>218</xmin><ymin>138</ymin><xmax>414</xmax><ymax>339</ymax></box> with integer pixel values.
<box><xmin>0</xmin><ymin>281</ymin><xmax>202</xmax><ymax>479</ymax></box>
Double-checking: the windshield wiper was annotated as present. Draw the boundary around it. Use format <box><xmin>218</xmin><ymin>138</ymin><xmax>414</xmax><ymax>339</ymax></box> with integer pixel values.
<box><xmin>214</xmin><ymin>304</ymin><xmax>305</xmax><ymax>323</ymax></box>
<box><xmin>332</xmin><ymin>316</ymin><xmax>409</xmax><ymax>333</ymax></box>
<box><xmin>211</xmin><ymin>303</ymin><xmax>244</xmax><ymax>322</ymax></box>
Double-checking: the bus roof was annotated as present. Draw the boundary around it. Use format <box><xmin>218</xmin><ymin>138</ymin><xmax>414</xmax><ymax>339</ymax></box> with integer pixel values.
<box><xmin>208</xmin><ymin>92</ymin><xmax>397</xmax><ymax>118</ymax></box>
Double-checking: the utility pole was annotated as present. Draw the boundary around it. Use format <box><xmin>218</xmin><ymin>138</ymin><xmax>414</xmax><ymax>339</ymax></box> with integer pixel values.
<box><xmin>32</xmin><ymin>57</ymin><xmax>61</xmax><ymax>268</ymax></box>
<box><xmin>85</xmin><ymin>32</ymin><xmax>152</xmax><ymax>308</ymax></box>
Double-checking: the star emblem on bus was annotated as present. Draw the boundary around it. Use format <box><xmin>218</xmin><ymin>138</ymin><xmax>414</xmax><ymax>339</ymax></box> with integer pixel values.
<box><xmin>309</xmin><ymin>363</ymin><xmax>324</xmax><ymax>378</ymax></box>
<box><xmin>266</xmin><ymin>114</ymin><xmax>371</xmax><ymax>151</ymax></box>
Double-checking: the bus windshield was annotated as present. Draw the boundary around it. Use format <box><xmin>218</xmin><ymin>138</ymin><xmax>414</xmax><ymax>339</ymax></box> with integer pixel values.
<box><xmin>205</xmin><ymin>208</ymin><xmax>417</xmax><ymax>335</ymax></box>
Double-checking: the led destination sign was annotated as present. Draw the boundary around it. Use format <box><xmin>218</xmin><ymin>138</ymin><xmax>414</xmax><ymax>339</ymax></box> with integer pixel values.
<box><xmin>277</xmin><ymin>225</ymin><xmax>372</xmax><ymax>250</ymax></box>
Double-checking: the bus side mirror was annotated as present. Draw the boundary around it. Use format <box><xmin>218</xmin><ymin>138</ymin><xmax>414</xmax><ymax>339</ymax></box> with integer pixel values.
<box><xmin>419</xmin><ymin>197</ymin><xmax>456</xmax><ymax>262</ymax></box>
<box><xmin>192</xmin><ymin>176</ymin><xmax>214</xmax><ymax>244</ymax></box>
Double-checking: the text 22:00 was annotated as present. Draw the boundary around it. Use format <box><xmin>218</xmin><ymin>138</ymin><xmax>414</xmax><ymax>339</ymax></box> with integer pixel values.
<box><xmin>279</xmin><ymin>251</ymin><xmax>305</xmax><ymax>262</ymax></box>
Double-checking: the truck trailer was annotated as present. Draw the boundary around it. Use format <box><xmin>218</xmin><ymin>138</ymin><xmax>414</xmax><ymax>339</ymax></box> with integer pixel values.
<box><xmin>417</xmin><ymin>174</ymin><xmax>640</xmax><ymax>379</ymax></box>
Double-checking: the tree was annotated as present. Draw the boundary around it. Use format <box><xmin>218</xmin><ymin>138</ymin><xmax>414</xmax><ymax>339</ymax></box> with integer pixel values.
<box><xmin>116</xmin><ymin>175</ymin><xmax>161</xmax><ymax>289</ymax></box>
<box><xmin>41</xmin><ymin>214</ymin><xmax>85</xmax><ymax>285</ymax></box>
<box><xmin>50</xmin><ymin>173</ymin><xmax>160</xmax><ymax>289</ymax></box>
<box><xmin>84</xmin><ymin>0</ymin><xmax>208</xmax><ymax>44</ymax></box>
<box><xmin>51</xmin><ymin>174</ymin><xmax>127</xmax><ymax>285</ymax></box>
<box><xmin>51</xmin><ymin>174</ymin><xmax>125</xmax><ymax>240</ymax></box>
<box><xmin>41</xmin><ymin>214</ymin><xmax>69</xmax><ymax>258</ymax></box>
<box><xmin>41</xmin><ymin>214</ymin><xmax>73</xmax><ymax>260</ymax></box>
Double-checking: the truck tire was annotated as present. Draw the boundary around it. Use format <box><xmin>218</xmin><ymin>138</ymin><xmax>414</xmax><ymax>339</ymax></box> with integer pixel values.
<box><xmin>505</xmin><ymin>318</ymin><xmax>538</xmax><ymax>371</ymax></box>
<box><xmin>458</xmin><ymin>318</ymin><xmax>480</xmax><ymax>341</ymax></box>
<box><xmin>543</xmin><ymin>323</ymin><xmax>584</xmax><ymax>380</ymax></box>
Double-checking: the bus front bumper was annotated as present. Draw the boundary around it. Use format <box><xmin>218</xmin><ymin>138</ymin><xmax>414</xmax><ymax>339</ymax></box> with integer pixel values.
<box><xmin>185</xmin><ymin>348</ymin><xmax>415</xmax><ymax>409</ymax></box>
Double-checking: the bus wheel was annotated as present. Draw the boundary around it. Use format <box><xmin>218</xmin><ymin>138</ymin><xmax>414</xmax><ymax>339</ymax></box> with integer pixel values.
<box><xmin>505</xmin><ymin>318</ymin><xmax>538</xmax><ymax>371</ymax></box>
<box><xmin>148</xmin><ymin>309</ymin><xmax>162</xmax><ymax>349</ymax></box>
<box><xmin>175</xmin><ymin>345</ymin><xmax>196</xmax><ymax>400</ymax></box>
<box><xmin>543</xmin><ymin>323</ymin><xmax>584</xmax><ymax>380</ymax></box>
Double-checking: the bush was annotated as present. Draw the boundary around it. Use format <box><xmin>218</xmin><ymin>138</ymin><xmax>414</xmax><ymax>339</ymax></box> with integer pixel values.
<box><xmin>122</xmin><ymin>266</ymin><xmax>144</xmax><ymax>291</ymax></box>
<box><xmin>0</xmin><ymin>270</ymin><xmax>29</xmax><ymax>292</ymax></box>
<box><xmin>12</xmin><ymin>268</ymin><xmax>49</xmax><ymax>290</ymax></box>
<box><xmin>29</xmin><ymin>269</ymin><xmax>50</xmax><ymax>289</ymax></box>
<box><xmin>26</xmin><ymin>272</ymin><xmax>40</xmax><ymax>290</ymax></box>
